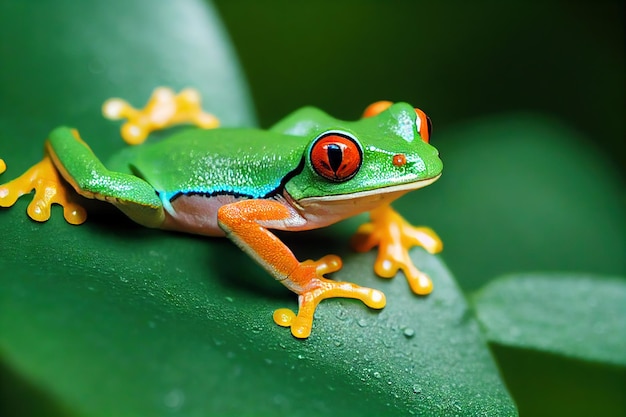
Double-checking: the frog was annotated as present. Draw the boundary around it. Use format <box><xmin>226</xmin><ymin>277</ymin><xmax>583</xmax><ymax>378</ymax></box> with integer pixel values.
<box><xmin>0</xmin><ymin>88</ymin><xmax>443</xmax><ymax>339</ymax></box>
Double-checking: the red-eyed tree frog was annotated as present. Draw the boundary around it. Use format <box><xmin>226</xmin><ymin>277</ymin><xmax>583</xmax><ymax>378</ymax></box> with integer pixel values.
<box><xmin>0</xmin><ymin>88</ymin><xmax>443</xmax><ymax>338</ymax></box>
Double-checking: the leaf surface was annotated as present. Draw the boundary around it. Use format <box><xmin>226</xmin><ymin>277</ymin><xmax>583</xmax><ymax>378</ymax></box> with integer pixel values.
<box><xmin>472</xmin><ymin>273</ymin><xmax>626</xmax><ymax>366</ymax></box>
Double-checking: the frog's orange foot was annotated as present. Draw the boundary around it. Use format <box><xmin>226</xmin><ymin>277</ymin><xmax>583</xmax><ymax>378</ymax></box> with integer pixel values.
<box><xmin>102</xmin><ymin>86</ymin><xmax>220</xmax><ymax>145</ymax></box>
<box><xmin>273</xmin><ymin>254</ymin><xmax>386</xmax><ymax>338</ymax></box>
<box><xmin>0</xmin><ymin>156</ymin><xmax>86</xmax><ymax>224</ymax></box>
<box><xmin>351</xmin><ymin>205</ymin><xmax>442</xmax><ymax>295</ymax></box>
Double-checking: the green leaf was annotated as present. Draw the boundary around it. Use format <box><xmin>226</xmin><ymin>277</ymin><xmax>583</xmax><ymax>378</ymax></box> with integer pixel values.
<box><xmin>472</xmin><ymin>273</ymin><xmax>626</xmax><ymax>366</ymax></box>
<box><xmin>0</xmin><ymin>241</ymin><xmax>517</xmax><ymax>416</ymax></box>
<box><xmin>0</xmin><ymin>0</ymin><xmax>517</xmax><ymax>416</ymax></box>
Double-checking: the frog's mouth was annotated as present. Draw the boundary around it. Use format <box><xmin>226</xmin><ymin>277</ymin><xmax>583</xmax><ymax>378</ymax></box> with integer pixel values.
<box><xmin>284</xmin><ymin>174</ymin><xmax>441</xmax><ymax>229</ymax></box>
<box><xmin>300</xmin><ymin>173</ymin><xmax>441</xmax><ymax>205</ymax></box>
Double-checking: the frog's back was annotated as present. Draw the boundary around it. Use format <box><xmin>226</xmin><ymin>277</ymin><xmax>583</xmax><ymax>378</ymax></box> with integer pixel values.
<box><xmin>128</xmin><ymin>128</ymin><xmax>308</xmax><ymax>200</ymax></box>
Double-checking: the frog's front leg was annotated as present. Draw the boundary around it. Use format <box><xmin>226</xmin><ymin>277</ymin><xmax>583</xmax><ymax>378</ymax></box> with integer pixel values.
<box><xmin>0</xmin><ymin>152</ymin><xmax>87</xmax><ymax>224</ymax></box>
<box><xmin>1</xmin><ymin>127</ymin><xmax>165</xmax><ymax>227</ymax></box>
<box><xmin>351</xmin><ymin>205</ymin><xmax>443</xmax><ymax>295</ymax></box>
<box><xmin>218</xmin><ymin>199</ymin><xmax>386</xmax><ymax>339</ymax></box>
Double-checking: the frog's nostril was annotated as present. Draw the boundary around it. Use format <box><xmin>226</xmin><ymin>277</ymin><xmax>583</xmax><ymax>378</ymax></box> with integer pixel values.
<box><xmin>392</xmin><ymin>154</ymin><xmax>407</xmax><ymax>167</ymax></box>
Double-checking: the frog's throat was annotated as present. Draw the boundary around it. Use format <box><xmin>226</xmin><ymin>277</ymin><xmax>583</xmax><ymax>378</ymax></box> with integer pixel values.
<box><xmin>282</xmin><ymin>173</ymin><xmax>441</xmax><ymax>230</ymax></box>
<box><xmin>297</xmin><ymin>173</ymin><xmax>441</xmax><ymax>207</ymax></box>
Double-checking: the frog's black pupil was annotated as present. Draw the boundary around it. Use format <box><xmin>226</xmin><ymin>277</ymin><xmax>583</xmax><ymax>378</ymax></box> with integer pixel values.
<box><xmin>426</xmin><ymin>116</ymin><xmax>433</xmax><ymax>138</ymax></box>
<box><xmin>326</xmin><ymin>144</ymin><xmax>343</xmax><ymax>173</ymax></box>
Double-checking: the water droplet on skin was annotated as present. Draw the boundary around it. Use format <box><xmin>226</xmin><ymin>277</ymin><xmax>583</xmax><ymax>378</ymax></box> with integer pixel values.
<box><xmin>225</xmin><ymin>296</ymin><xmax>234</xmax><ymax>302</ymax></box>
<box><xmin>373</xmin><ymin>371</ymin><xmax>381</xmax><ymax>379</ymax></box>
<box><xmin>333</xmin><ymin>340</ymin><xmax>343</xmax><ymax>347</ymax></box>
<box><xmin>297</xmin><ymin>354</ymin><xmax>304</xmax><ymax>360</ymax></box>
<box><xmin>412</xmin><ymin>384</ymin><xmax>422</xmax><ymax>394</ymax></box>
<box><xmin>403</xmin><ymin>327</ymin><xmax>415</xmax><ymax>338</ymax></box>
<box><xmin>357</xmin><ymin>318</ymin><xmax>368</xmax><ymax>327</ymax></box>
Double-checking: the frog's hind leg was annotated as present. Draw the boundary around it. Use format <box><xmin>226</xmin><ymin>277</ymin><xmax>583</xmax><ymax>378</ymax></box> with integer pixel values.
<box><xmin>102</xmin><ymin>87</ymin><xmax>220</xmax><ymax>145</ymax></box>
<box><xmin>46</xmin><ymin>127</ymin><xmax>165</xmax><ymax>227</ymax></box>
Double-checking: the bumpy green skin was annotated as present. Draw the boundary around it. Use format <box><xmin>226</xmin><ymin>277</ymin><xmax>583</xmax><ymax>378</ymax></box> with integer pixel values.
<box><xmin>113</xmin><ymin>128</ymin><xmax>309</xmax><ymax>202</ymax></box>
<box><xmin>52</xmin><ymin>102</ymin><xmax>442</xmax><ymax>217</ymax></box>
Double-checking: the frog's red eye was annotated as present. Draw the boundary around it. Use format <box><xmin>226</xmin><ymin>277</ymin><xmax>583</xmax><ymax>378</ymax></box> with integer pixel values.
<box><xmin>415</xmin><ymin>108</ymin><xmax>432</xmax><ymax>143</ymax></box>
<box><xmin>310</xmin><ymin>132</ymin><xmax>362</xmax><ymax>182</ymax></box>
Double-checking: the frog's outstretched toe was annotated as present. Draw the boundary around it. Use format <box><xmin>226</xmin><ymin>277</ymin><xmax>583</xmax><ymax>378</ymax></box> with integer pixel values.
<box><xmin>273</xmin><ymin>254</ymin><xmax>386</xmax><ymax>338</ymax></box>
<box><xmin>352</xmin><ymin>205</ymin><xmax>442</xmax><ymax>295</ymax></box>
<box><xmin>103</xmin><ymin>87</ymin><xmax>220</xmax><ymax>145</ymax></box>
<box><xmin>0</xmin><ymin>155</ymin><xmax>86</xmax><ymax>224</ymax></box>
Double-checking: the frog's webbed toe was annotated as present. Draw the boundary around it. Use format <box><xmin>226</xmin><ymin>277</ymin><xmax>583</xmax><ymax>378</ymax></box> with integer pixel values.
<box><xmin>351</xmin><ymin>205</ymin><xmax>442</xmax><ymax>295</ymax></box>
<box><xmin>0</xmin><ymin>155</ymin><xmax>86</xmax><ymax>225</ymax></box>
<box><xmin>102</xmin><ymin>87</ymin><xmax>220</xmax><ymax>145</ymax></box>
<box><xmin>273</xmin><ymin>255</ymin><xmax>386</xmax><ymax>339</ymax></box>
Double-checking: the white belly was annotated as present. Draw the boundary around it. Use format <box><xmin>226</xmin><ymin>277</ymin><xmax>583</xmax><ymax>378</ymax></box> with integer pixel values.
<box><xmin>160</xmin><ymin>194</ymin><xmax>246</xmax><ymax>236</ymax></box>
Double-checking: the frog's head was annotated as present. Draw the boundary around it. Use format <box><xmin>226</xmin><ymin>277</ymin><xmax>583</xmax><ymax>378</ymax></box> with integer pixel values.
<box><xmin>284</xmin><ymin>101</ymin><xmax>443</xmax><ymax>214</ymax></box>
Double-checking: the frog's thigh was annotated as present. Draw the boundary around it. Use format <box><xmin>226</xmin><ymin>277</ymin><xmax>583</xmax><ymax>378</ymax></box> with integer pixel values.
<box><xmin>47</xmin><ymin>127</ymin><xmax>165</xmax><ymax>228</ymax></box>
<box><xmin>217</xmin><ymin>199</ymin><xmax>304</xmax><ymax>281</ymax></box>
